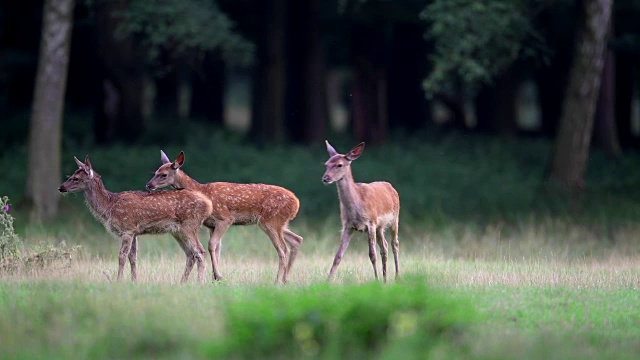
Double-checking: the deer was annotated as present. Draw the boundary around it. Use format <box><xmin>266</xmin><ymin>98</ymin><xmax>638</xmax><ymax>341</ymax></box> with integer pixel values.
<box><xmin>322</xmin><ymin>141</ymin><xmax>400</xmax><ymax>282</ymax></box>
<box><xmin>145</xmin><ymin>150</ymin><xmax>303</xmax><ymax>284</ymax></box>
<box><xmin>58</xmin><ymin>156</ymin><xmax>212</xmax><ymax>283</ymax></box>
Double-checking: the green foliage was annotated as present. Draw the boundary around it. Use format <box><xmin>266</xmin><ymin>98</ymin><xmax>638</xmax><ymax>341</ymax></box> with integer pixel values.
<box><xmin>0</xmin><ymin>276</ymin><xmax>639</xmax><ymax>359</ymax></box>
<box><xmin>0</xmin><ymin>196</ymin><xmax>79</xmax><ymax>273</ymax></box>
<box><xmin>207</xmin><ymin>280</ymin><xmax>474</xmax><ymax>359</ymax></box>
<box><xmin>0</xmin><ymin>196</ymin><xmax>21</xmax><ymax>271</ymax></box>
<box><xmin>420</xmin><ymin>0</ymin><xmax>545</xmax><ymax>96</ymax></box>
<box><xmin>0</xmin><ymin>279</ymin><xmax>474</xmax><ymax>359</ymax></box>
<box><xmin>4</xmin><ymin>124</ymin><xmax>640</xmax><ymax>233</ymax></box>
<box><xmin>117</xmin><ymin>0</ymin><xmax>254</xmax><ymax>68</ymax></box>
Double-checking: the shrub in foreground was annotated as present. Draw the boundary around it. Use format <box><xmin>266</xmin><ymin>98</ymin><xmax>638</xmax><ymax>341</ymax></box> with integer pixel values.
<box><xmin>0</xmin><ymin>196</ymin><xmax>79</xmax><ymax>274</ymax></box>
<box><xmin>206</xmin><ymin>278</ymin><xmax>475</xmax><ymax>359</ymax></box>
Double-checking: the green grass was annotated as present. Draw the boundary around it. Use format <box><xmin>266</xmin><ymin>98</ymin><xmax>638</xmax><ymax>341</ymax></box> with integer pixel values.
<box><xmin>0</xmin><ymin>251</ymin><xmax>639</xmax><ymax>359</ymax></box>
<box><xmin>1</xmin><ymin>222</ymin><xmax>639</xmax><ymax>359</ymax></box>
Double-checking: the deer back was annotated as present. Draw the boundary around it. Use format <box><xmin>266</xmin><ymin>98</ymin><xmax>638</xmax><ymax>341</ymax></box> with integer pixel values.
<box><xmin>203</xmin><ymin>182</ymin><xmax>299</xmax><ymax>223</ymax></box>
<box><xmin>107</xmin><ymin>190</ymin><xmax>212</xmax><ymax>235</ymax></box>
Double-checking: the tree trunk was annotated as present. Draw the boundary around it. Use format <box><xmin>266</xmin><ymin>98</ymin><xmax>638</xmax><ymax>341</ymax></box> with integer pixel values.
<box><xmin>475</xmin><ymin>67</ymin><xmax>517</xmax><ymax>135</ymax></box>
<box><xmin>94</xmin><ymin>0</ymin><xmax>146</xmax><ymax>144</ymax></box>
<box><xmin>191</xmin><ymin>53</ymin><xmax>224</xmax><ymax>124</ymax></box>
<box><xmin>615</xmin><ymin>53</ymin><xmax>633</xmax><ymax>148</ymax></box>
<box><xmin>286</xmin><ymin>0</ymin><xmax>327</xmax><ymax>144</ymax></box>
<box><xmin>536</xmin><ymin>3</ymin><xmax>579</xmax><ymax>138</ymax></box>
<box><xmin>350</xmin><ymin>24</ymin><xmax>388</xmax><ymax>144</ymax></box>
<box><xmin>141</xmin><ymin>74</ymin><xmax>156</xmax><ymax>122</ymax></box>
<box><xmin>388</xmin><ymin>24</ymin><xmax>428</xmax><ymax>132</ymax></box>
<box><xmin>301</xmin><ymin>0</ymin><xmax>327</xmax><ymax>144</ymax></box>
<box><xmin>251</xmin><ymin>0</ymin><xmax>286</xmax><ymax>143</ymax></box>
<box><xmin>593</xmin><ymin>46</ymin><xmax>621</xmax><ymax>156</ymax></box>
<box><xmin>548</xmin><ymin>0</ymin><xmax>613</xmax><ymax>192</ymax></box>
<box><xmin>26</xmin><ymin>0</ymin><xmax>75</xmax><ymax>221</ymax></box>
<box><xmin>351</xmin><ymin>57</ymin><xmax>374</xmax><ymax>142</ymax></box>
<box><xmin>177</xmin><ymin>63</ymin><xmax>192</xmax><ymax>120</ymax></box>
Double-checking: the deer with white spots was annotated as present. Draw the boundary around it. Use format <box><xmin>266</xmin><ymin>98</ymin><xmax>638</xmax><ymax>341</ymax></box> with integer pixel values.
<box><xmin>322</xmin><ymin>141</ymin><xmax>400</xmax><ymax>281</ymax></box>
<box><xmin>146</xmin><ymin>151</ymin><xmax>303</xmax><ymax>284</ymax></box>
<box><xmin>58</xmin><ymin>156</ymin><xmax>212</xmax><ymax>283</ymax></box>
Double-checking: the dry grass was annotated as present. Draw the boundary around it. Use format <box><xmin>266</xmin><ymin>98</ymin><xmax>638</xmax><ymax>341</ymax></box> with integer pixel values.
<box><xmin>3</xmin><ymin>242</ymin><xmax>639</xmax><ymax>289</ymax></box>
<box><xmin>4</xmin><ymin>215</ymin><xmax>640</xmax><ymax>288</ymax></box>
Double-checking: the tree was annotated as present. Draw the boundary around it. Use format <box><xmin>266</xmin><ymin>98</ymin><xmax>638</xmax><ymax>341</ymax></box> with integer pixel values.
<box><xmin>26</xmin><ymin>0</ymin><xmax>75</xmax><ymax>221</ymax></box>
<box><xmin>349</xmin><ymin>23</ymin><xmax>389</xmax><ymax>144</ymax></box>
<box><xmin>420</xmin><ymin>0</ymin><xmax>542</xmax><ymax>97</ymax></box>
<box><xmin>251</xmin><ymin>0</ymin><xmax>287</xmax><ymax>144</ymax></box>
<box><xmin>593</xmin><ymin>32</ymin><xmax>621</xmax><ymax>156</ymax></box>
<box><xmin>94</xmin><ymin>0</ymin><xmax>254</xmax><ymax>143</ymax></box>
<box><xmin>420</xmin><ymin>0</ymin><xmax>545</xmax><ymax>133</ymax></box>
<box><xmin>93</xmin><ymin>0</ymin><xmax>145</xmax><ymax>144</ymax></box>
<box><xmin>548</xmin><ymin>0</ymin><xmax>614</xmax><ymax>191</ymax></box>
<box><xmin>287</xmin><ymin>0</ymin><xmax>328</xmax><ymax>144</ymax></box>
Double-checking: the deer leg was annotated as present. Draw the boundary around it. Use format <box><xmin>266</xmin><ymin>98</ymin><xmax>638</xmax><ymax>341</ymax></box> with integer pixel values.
<box><xmin>214</xmin><ymin>238</ymin><xmax>222</xmax><ymax>264</ymax></box>
<box><xmin>377</xmin><ymin>228</ymin><xmax>389</xmax><ymax>282</ymax></box>
<box><xmin>328</xmin><ymin>228</ymin><xmax>353</xmax><ymax>281</ymax></box>
<box><xmin>191</xmin><ymin>231</ymin><xmax>207</xmax><ymax>284</ymax></box>
<box><xmin>172</xmin><ymin>233</ymin><xmax>195</xmax><ymax>283</ymax></box>
<box><xmin>207</xmin><ymin>222</ymin><xmax>231</xmax><ymax>281</ymax></box>
<box><xmin>391</xmin><ymin>218</ymin><xmax>400</xmax><ymax>278</ymax></box>
<box><xmin>128</xmin><ymin>235</ymin><xmax>138</xmax><ymax>281</ymax></box>
<box><xmin>117</xmin><ymin>234</ymin><xmax>134</xmax><ymax>281</ymax></box>
<box><xmin>367</xmin><ymin>226</ymin><xmax>379</xmax><ymax>280</ymax></box>
<box><xmin>283</xmin><ymin>228</ymin><xmax>303</xmax><ymax>281</ymax></box>
<box><xmin>261</xmin><ymin>224</ymin><xmax>288</xmax><ymax>284</ymax></box>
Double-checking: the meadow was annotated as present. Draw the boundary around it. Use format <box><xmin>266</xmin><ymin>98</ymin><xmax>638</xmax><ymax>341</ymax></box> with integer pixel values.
<box><xmin>1</xmin><ymin>128</ymin><xmax>640</xmax><ymax>359</ymax></box>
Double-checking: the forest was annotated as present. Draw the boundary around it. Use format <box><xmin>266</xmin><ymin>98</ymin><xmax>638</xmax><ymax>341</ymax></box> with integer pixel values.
<box><xmin>1</xmin><ymin>0</ymin><xmax>640</xmax><ymax>359</ymax></box>
<box><xmin>0</xmin><ymin>0</ymin><xmax>637</xmax><ymax>219</ymax></box>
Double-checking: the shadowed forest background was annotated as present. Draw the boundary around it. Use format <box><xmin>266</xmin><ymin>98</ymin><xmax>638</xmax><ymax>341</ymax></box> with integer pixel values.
<box><xmin>1</xmin><ymin>0</ymin><xmax>640</xmax><ymax>225</ymax></box>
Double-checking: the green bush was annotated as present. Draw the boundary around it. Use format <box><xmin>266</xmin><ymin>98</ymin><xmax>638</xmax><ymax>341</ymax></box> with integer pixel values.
<box><xmin>0</xmin><ymin>196</ymin><xmax>21</xmax><ymax>271</ymax></box>
<box><xmin>0</xmin><ymin>196</ymin><xmax>79</xmax><ymax>273</ymax></box>
<box><xmin>206</xmin><ymin>278</ymin><xmax>475</xmax><ymax>359</ymax></box>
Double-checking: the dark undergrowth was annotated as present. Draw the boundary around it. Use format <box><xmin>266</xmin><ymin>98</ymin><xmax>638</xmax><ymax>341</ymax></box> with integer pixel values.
<box><xmin>2</xmin><ymin>122</ymin><xmax>639</xmax><ymax>232</ymax></box>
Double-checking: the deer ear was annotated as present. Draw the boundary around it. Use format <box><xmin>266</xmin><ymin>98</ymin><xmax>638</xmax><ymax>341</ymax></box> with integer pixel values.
<box><xmin>74</xmin><ymin>156</ymin><xmax>84</xmax><ymax>169</ymax></box>
<box><xmin>325</xmin><ymin>140</ymin><xmax>338</xmax><ymax>157</ymax></box>
<box><xmin>345</xmin><ymin>142</ymin><xmax>365</xmax><ymax>161</ymax></box>
<box><xmin>173</xmin><ymin>151</ymin><xmax>185</xmax><ymax>169</ymax></box>
<box><xmin>160</xmin><ymin>150</ymin><xmax>171</xmax><ymax>164</ymax></box>
<box><xmin>84</xmin><ymin>156</ymin><xmax>94</xmax><ymax>178</ymax></box>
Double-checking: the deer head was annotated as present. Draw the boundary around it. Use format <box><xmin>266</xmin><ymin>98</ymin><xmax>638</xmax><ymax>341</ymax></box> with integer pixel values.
<box><xmin>58</xmin><ymin>156</ymin><xmax>95</xmax><ymax>193</ymax></box>
<box><xmin>322</xmin><ymin>141</ymin><xmax>365</xmax><ymax>184</ymax></box>
<box><xmin>146</xmin><ymin>150</ymin><xmax>185</xmax><ymax>190</ymax></box>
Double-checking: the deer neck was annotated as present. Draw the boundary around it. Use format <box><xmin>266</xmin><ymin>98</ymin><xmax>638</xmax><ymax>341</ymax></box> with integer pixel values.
<box><xmin>174</xmin><ymin>170</ymin><xmax>201</xmax><ymax>190</ymax></box>
<box><xmin>83</xmin><ymin>175</ymin><xmax>114</xmax><ymax>224</ymax></box>
<box><xmin>336</xmin><ymin>170</ymin><xmax>363</xmax><ymax>216</ymax></box>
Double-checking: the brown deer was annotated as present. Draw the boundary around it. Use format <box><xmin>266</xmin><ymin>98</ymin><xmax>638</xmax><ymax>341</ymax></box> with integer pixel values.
<box><xmin>322</xmin><ymin>141</ymin><xmax>400</xmax><ymax>281</ymax></box>
<box><xmin>58</xmin><ymin>156</ymin><xmax>212</xmax><ymax>283</ymax></box>
<box><xmin>145</xmin><ymin>151</ymin><xmax>303</xmax><ymax>284</ymax></box>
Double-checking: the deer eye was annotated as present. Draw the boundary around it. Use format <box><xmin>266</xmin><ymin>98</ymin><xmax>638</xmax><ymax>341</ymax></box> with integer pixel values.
<box><xmin>161</xmin><ymin>174</ymin><xmax>167</xmax><ymax>178</ymax></box>
<box><xmin>72</xmin><ymin>178</ymin><xmax>78</xmax><ymax>182</ymax></box>
<box><xmin>337</xmin><ymin>164</ymin><xmax>343</xmax><ymax>168</ymax></box>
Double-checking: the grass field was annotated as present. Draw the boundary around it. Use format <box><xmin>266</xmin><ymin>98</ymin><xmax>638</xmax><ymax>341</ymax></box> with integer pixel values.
<box><xmin>2</xmin><ymin>132</ymin><xmax>640</xmax><ymax>358</ymax></box>
<box><xmin>1</xmin><ymin>222</ymin><xmax>640</xmax><ymax>359</ymax></box>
